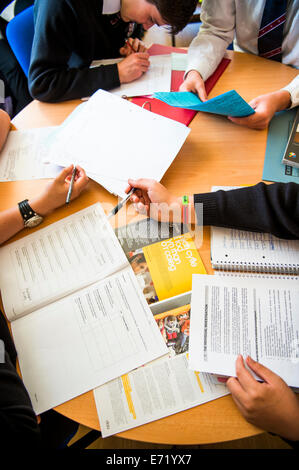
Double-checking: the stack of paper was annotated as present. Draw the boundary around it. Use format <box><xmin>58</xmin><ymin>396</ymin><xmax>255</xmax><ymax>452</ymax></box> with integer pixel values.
<box><xmin>45</xmin><ymin>89</ymin><xmax>190</xmax><ymax>197</ymax></box>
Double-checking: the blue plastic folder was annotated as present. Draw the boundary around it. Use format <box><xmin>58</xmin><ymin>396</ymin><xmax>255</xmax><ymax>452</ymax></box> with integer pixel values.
<box><xmin>153</xmin><ymin>90</ymin><xmax>255</xmax><ymax>117</ymax></box>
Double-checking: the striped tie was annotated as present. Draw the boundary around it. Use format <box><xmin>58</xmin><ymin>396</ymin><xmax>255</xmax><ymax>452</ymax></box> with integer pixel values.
<box><xmin>258</xmin><ymin>0</ymin><xmax>287</xmax><ymax>62</ymax></box>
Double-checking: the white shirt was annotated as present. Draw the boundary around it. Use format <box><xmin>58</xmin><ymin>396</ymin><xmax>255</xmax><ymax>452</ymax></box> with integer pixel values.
<box><xmin>102</xmin><ymin>0</ymin><xmax>121</xmax><ymax>14</ymax></box>
<box><xmin>187</xmin><ymin>0</ymin><xmax>299</xmax><ymax>107</ymax></box>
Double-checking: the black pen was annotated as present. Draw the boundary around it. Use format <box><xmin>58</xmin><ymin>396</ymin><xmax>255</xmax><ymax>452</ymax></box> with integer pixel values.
<box><xmin>66</xmin><ymin>165</ymin><xmax>77</xmax><ymax>204</ymax></box>
<box><xmin>107</xmin><ymin>188</ymin><xmax>135</xmax><ymax>219</ymax></box>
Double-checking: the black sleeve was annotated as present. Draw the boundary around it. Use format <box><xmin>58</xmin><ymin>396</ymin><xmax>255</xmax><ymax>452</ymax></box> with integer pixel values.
<box><xmin>193</xmin><ymin>182</ymin><xmax>299</xmax><ymax>239</ymax></box>
<box><xmin>28</xmin><ymin>0</ymin><xmax>120</xmax><ymax>102</ymax></box>
<box><xmin>0</xmin><ymin>352</ymin><xmax>41</xmax><ymax>447</ymax></box>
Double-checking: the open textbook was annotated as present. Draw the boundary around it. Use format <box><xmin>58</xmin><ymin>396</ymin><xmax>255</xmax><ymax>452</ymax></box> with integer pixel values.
<box><xmin>90</xmin><ymin>54</ymin><xmax>172</xmax><ymax>97</ymax></box>
<box><xmin>94</xmin><ymin>295</ymin><xmax>228</xmax><ymax>437</ymax></box>
<box><xmin>189</xmin><ymin>274</ymin><xmax>299</xmax><ymax>388</ymax></box>
<box><xmin>0</xmin><ymin>204</ymin><xmax>167</xmax><ymax>414</ymax></box>
<box><xmin>44</xmin><ymin>89</ymin><xmax>190</xmax><ymax>198</ymax></box>
<box><xmin>210</xmin><ymin>186</ymin><xmax>299</xmax><ymax>274</ymax></box>
<box><xmin>0</xmin><ymin>127</ymin><xmax>61</xmax><ymax>181</ymax></box>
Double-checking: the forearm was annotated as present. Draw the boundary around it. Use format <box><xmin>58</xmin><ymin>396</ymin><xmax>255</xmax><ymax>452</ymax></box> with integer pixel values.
<box><xmin>0</xmin><ymin>182</ymin><xmax>68</xmax><ymax>245</ymax></box>
<box><xmin>186</xmin><ymin>0</ymin><xmax>235</xmax><ymax>81</ymax></box>
<box><xmin>192</xmin><ymin>182</ymin><xmax>299</xmax><ymax>239</ymax></box>
<box><xmin>29</xmin><ymin>63</ymin><xmax>120</xmax><ymax>102</ymax></box>
<box><xmin>281</xmin><ymin>74</ymin><xmax>299</xmax><ymax>109</ymax></box>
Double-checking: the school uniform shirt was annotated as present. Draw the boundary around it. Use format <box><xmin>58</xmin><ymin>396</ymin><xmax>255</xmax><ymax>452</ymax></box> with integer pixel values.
<box><xmin>194</xmin><ymin>182</ymin><xmax>299</xmax><ymax>239</ymax></box>
<box><xmin>28</xmin><ymin>0</ymin><xmax>143</xmax><ymax>102</ymax></box>
<box><xmin>186</xmin><ymin>0</ymin><xmax>299</xmax><ymax>108</ymax></box>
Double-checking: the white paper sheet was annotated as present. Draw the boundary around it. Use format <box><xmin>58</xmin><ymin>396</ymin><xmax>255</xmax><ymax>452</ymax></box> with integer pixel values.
<box><xmin>11</xmin><ymin>267</ymin><xmax>168</xmax><ymax>414</ymax></box>
<box><xmin>90</xmin><ymin>55</ymin><xmax>172</xmax><ymax>97</ymax></box>
<box><xmin>46</xmin><ymin>89</ymin><xmax>190</xmax><ymax>197</ymax></box>
<box><xmin>0</xmin><ymin>127</ymin><xmax>62</xmax><ymax>181</ymax></box>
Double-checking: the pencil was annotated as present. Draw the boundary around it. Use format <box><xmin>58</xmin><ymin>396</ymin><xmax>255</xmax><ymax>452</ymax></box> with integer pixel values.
<box><xmin>66</xmin><ymin>166</ymin><xmax>77</xmax><ymax>204</ymax></box>
<box><xmin>107</xmin><ymin>188</ymin><xmax>135</xmax><ymax>219</ymax></box>
<box><xmin>125</xmin><ymin>39</ymin><xmax>136</xmax><ymax>53</ymax></box>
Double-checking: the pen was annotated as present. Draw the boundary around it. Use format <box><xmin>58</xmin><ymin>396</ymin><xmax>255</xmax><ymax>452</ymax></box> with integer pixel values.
<box><xmin>107</xmin><ymin>188</ymin><xmax>135</xmax><ymax>219</ymax></box>
<box><xmin>66</xmin><ymin>165</ymin><xmax>77</xmax><ymax>204</ymax></box>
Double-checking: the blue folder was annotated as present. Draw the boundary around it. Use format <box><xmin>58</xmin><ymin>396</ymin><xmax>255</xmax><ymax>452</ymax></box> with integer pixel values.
<box><xmin>153</xmin><ymin>90</ymin><xmax>255</xmax><ymax>118</ymax></box>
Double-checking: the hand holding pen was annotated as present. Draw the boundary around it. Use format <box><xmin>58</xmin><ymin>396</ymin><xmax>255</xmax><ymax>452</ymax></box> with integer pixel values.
<box><xmin>64</xmin><ymin>165</ymin><xmax>88</xmax><ymax>205</ymax></box>
<box><xmin>107</xmin><ymin>188</ymin><xmax>136</xmax><ymax>219</ymax></box>
<box><xmin>29</xmin><ymin>165</ymin><xmax>89</xmax><ymax>216</ymax></box>
<box><xmin>119</xmin><ymin>37</ymin><xmax>148</xmax><ymax>56</ymax></box>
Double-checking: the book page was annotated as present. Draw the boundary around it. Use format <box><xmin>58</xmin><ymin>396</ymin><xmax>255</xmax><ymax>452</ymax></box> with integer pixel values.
<box><xmin>189</xmin><ymin>275</ymin><xmax>299</xmax><ymax>387</ymax></box>
<box><xmin>11</xmin><ymin>267</ymin><xmax>168</xmax><ymax>415</ymax></box>
<box><xmin>0</xmin><ymin>203</ymin><xmax>128</xmax><ymax>320</ymax></box>
<box><xmin>94</xmin><ymin>303</ymin><xmax>228</xmax><ymax>437</ymax></box>
<box><xmin>46</xmin><ymin>89</ymin><xmax>190</xmax><ymax>197</ymax></box>
<box><xmin>94</xmin><ymin>353</ymin><xmax>228</xmax><ymax>437</ymax></box>
<box><xmin>90</xmin><ymin>55</ymin><xmax>172</xmax><ymax>97</ymax></box>
<box><xmin>0</xmin><ymin>127</ymin><xmax>61</xmax><ymax>181</ymax></box>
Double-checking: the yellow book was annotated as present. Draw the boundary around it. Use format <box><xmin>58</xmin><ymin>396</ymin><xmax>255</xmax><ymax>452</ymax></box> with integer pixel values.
<box><xmin>126</xmin><ymin>231</ymin><xmax>206</xmax><ymax>304</ymax></box>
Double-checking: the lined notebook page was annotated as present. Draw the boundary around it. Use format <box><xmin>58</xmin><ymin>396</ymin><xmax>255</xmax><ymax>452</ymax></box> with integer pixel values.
<box><xmin>211</xmin><ymin>226</ymin><xmax>299</xmax><ymax>273</ymax></box>
<box><xmin>210</xmin><ymin>186</ymin><xmax>299</xmax><ymax>274</ymax></box>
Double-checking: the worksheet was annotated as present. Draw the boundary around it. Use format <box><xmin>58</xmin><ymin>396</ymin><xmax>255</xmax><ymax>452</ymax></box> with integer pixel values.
<box><xmin>189</xmin><ymin>275</ymin><xmax>299</xmax><ymax>387</ymax></box>
<box><xmin>11</xmin><ymin>267</ymin><xmax>168</xmax><ymax>414</ymax></box>
<box><xmin>90</xmin><ymin>54</ymin><xmax>172</xmax><ymax>97</ymax></box>
<box><xmin>0</xmin><ymin>203</ymin><xmax>128</xmax><ymax>319</ymax></box>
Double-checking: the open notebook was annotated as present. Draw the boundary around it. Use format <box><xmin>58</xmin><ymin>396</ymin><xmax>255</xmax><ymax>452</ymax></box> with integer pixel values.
<box><xmin>210</xmin><ymin>187</ymin><xmax>299</xmax><ymax>274</ymax></box>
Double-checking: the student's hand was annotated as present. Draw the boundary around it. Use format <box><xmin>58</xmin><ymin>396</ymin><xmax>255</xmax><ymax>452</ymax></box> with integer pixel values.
<box><xmin>228</xmin><ymin>90</ymin><xmax>292</xmax><ymax>130</ymax></box>
<box><xmin>227</xmin><ymin>355</ymin><xmax>299</xmax><ymax>441</ymax></box>
<box><xmin>179</xmin><ymin>70</ymin><xmax>208</xmax><ymax>102</ymax></box>
<box><xmin>119</xmin><ymin>38</ymin><xmax>148</xmax><ymax>56</ymax></box>
<box><xmin>118</xmin><ymin>53</ymin><xmax>150</xmax><ymax>83</ymax></box>
<box><xmin>30</xmin><ymin>165</ymin><xmax>89</xmax><ymax>216</ymax></box>
<box><xmin>126</xmin><ymin>178</ymin><xmax>181</xmax><ymax>222</ymax></box>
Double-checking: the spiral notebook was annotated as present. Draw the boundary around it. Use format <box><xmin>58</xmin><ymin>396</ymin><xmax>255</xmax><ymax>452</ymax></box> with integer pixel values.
<box><xmin>210</xmin><ymin>187</ymin><xmax>299</xmax><ymax>274</ymax></box>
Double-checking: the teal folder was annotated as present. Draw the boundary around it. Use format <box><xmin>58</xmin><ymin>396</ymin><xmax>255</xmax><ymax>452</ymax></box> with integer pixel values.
<box><xmin>262</xmin><ymin>109</ymin><xmax>299</xmax><ymax>183</ymax></box>
<box><xmin>153</xmin><ymin>90</ymin><xmax>255</xmax><ymax>117</ymax></box>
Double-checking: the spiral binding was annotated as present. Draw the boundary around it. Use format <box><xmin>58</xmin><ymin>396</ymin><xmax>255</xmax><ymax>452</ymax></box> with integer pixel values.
<box><xmin>213</xmin><ymin>260</ymin><xmax>299</xmax><ymax>275</ymax></box>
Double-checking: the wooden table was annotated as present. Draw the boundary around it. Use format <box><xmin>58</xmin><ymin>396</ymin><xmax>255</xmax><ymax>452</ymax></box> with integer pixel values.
<box><xmin>8</xmin><ymin>50</ymin><xmax>298</xmax><ymax>445</ymax></box>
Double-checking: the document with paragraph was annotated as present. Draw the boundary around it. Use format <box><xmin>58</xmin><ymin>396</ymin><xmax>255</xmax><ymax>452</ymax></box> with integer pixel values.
<box><xmin>189</xmin><ymin>275</ymin><xmax>299</xmax><ymax>387</ymax></box>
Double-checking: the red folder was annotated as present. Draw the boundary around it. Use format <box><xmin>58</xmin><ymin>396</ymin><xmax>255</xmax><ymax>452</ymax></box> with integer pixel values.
<box><xmin>131</xmin><ymin>44</ymin><xmax>231</xmax><ymax>125</ymax></box>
